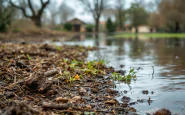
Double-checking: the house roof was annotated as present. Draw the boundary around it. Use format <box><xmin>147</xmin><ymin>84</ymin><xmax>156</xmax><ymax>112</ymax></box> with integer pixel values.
<box><xmin>67</xmin><ymin>18</ymin><xmax>86</xmax><ymax>25</ymax></box>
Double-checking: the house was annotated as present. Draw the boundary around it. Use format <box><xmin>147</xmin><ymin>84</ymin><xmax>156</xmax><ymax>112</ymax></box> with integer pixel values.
<box><xmin>66</xmin><ymin>18</ymin><xmax>86</xmax><ymax>32</ymax></box>
<box><xmin>132</xmin><ymin>25</ymin><xmax>156</xmax><ymax>33</ymax></box>
<box><xmin>99</xmin><ymin>21</ymin><xmax>106</xmax><ymax>32</ymax></box>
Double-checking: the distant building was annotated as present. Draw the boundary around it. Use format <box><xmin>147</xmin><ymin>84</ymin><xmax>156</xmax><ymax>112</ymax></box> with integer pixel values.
<box><xmin>66</xmin><ymin>18</ymin><xmax>86</xmax><ymax>32</ymax></box>
<box><xmin>99</xmin><ymin>21</ymin><xmax>106</xmax><ymax>32</ymax></box>
<box><xmin>132</xmin><ymin>25</ymin><xmax>156</xmax><ymax>33</ymax></box>
<box><xmin>124</xmin><ymin>24</ymin><xmax>131</xmax><ymax>32</ymax></box>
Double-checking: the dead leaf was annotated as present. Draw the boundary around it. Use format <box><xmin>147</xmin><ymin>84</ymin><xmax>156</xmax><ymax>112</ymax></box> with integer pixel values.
<box><xmin>55</xmin><ymin>97</ymin><xmax>69</xmax><ymax>103</ymax></box>
<box><xmin>74</xmin><ymin>74</ymin><xmax>80</xmax><ymax>80</ymax></box>
<box><xmin>79</xmin><ymin>87</ymin><xmax>87</xmax><ymax>93</ymax></box>
<box><xmin>70</xmin><ymin>96</ymin><xmax>81</xmax><ymax>103</ymax></box>
<box><xmin>105</xmin><ymin>100</ymin><xmax>116</xmax><ymax>105</ymax></box>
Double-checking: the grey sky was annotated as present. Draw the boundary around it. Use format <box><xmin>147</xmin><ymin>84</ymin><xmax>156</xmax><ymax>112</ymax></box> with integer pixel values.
<box><xmin>56</xmin><ymin>0</ymin><xmax>135</xmax><ymax>23</ymax></box>
<box><xmin>60</xmin><ymin>0</ymin><xmax>155</xmax><ymax>23</ymax></box>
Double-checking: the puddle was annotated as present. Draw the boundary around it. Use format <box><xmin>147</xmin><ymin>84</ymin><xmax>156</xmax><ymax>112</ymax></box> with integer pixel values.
<box><xmin>50</xmin><ymin>34</ymin><xmax>185</xmax><ymax>114</ymax></box>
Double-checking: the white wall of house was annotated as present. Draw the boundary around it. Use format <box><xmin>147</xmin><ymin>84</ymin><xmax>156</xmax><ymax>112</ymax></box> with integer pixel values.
<box><xmin>139</xmin><ymin>26</ymin><xmax>150</xmax><ymax>33</ymax></box>
<box><xmin>132</xmin><ymin>26</ymin><xmax>156</xmax><ymax>33</ymax></box>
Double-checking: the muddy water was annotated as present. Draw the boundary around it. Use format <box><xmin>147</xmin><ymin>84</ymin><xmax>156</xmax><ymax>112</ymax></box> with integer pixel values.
<box><xmin>54</xmin><ymin>35</ymin><xmax>185</xmax><ymax>114</ymax></box>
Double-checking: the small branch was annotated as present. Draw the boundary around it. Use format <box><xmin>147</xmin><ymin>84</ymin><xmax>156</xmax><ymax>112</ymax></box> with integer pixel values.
<box><xmin>151</xmin><ymin>66</ymin><xmax>154</xmax><ymax>80</ymax></box>
<box><xmin>43</xmin><ymin>103</ymin><xmax>70</xmax><ymax>110</ymax></box>
<box><xmin>9</xmin><ymin>0</ymin><xmax>30</xmax><ymax>18</ymax></box>
<box><xmin>42</xmin><ymin>103</ymin><xmax>114</xmax><ymax>113</ymax></box>
<box><xmin>38</xmin><ymin>0</ymin><xmax>50</xmax><ymax>17</ymax></box>
<box><xmin>28</xmin><ymin>0</ymin><xmax>36</xmax><ymax>16</ymax></box>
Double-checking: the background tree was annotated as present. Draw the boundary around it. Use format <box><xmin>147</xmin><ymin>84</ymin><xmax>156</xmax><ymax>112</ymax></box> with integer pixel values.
<box><xmin>0</xmin><ymin>0</ymin><xmax>14</xmax><ymax>32</ymax></box>
<box><xmin>148</xmin><ymin>12</ymin><xmax>161</xmax><ymax>31</ymax></box>
<box><xmin>128</xmin><ymin>2</ymin><xmax>148</xmax><ymax>33</ymax></box>
<box><xmin>79</xmin><ymin>0</ymin><xmax>108</xmax><ymax>34</ymax></box>
<box><xmin>47</xmin><ymin>1</ymin><xmax>59</xmax><ymax>26</ymax></box>
<box><xmin>63</xmin><ymin>23</ymin><xmax>72</xmax><ymax>31</ymax></box>
<box><xmin>115</xmin><ymin>0</ymin><xmax>125</xmax><ymax>30</ymax></box>
<box><xmin>10</xmin><ymin>0</ymin><xmax>50</xmax><ymax>27</ymax></box>
<box><xmin>106</xmin><ymin>18</ymin><xmax>115</xmax><ymax>33</ymax></box>
<box><xmin>158</xmin><ymin>0</ymin><xmax>185</xmax><ymax>32</ymax></box>
<box><xmin>59</xmin><ymin>2</ymin><xmax>74</xmax><ymax>24</ymax></box>
<box><xmin>86</xmin><ymin>24</ymin><xmax>94</xmax><ymax>32</ymax></box>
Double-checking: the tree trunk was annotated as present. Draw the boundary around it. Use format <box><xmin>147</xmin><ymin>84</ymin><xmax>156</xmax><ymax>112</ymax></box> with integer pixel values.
<box><xmin>31</xmin><ymin>16</ymin><xmax>42</xmax><ymax>27</ymax></box>
<box><xmin>135</xmin><ymin>26</ymin><xmax>138</xmax><ymax>34</ymax></box>
<box><xmin>95</xmin><ymin>18</ymin><xmax>99</xmax><ymax>34</ymax></box>
<box><xmin>118</xmin><ymin>11</ymin><xmax>123</xmax><ymax>30</ymax></box>
<box><xmin>175</xmin><ymin>21</ymin><xmax>180</xmax><ymax>33</ymax></box>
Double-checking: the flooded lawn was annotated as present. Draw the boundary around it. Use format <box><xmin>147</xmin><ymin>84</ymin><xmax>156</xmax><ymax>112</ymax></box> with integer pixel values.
<box><xmin>53</xmin><ymin>34</ymin><xmax>185</xmax><ymax>114</ymax></box>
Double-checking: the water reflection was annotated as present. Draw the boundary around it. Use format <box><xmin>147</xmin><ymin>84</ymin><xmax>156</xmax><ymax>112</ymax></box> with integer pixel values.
<box><xmin>63</xmin><ymin>34</ymin><xmax>185</xmax><ymax>114</ymax></box>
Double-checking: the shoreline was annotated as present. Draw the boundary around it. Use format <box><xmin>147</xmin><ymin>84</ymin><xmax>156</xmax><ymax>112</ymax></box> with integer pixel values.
<box><xmin>0</xmin><ymin>42</ymin><xmax>137</xmax><ymax>115</ymax></box>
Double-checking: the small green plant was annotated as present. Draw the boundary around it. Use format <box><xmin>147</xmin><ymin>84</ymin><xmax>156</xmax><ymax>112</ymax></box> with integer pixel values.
<box><xmin>87</xmin><ymin>61</ymin><xmax>93</xmax><ymax>69</ymax></box>
<box><xmin>70</xmin><ymin>60</ymin><xmax>80</xmax><ymax>68</ymax></box>
<box><xmin>123</xmin><ymin>68</ymin><xmax>136</xmax><ymax>84</ymax></box>
<box><xmin>111</xmin><ymin>68</ymin><xmax>137</xmax><ymax>84</ymax></box>
<box><xmin>111</xmin><ymin>72</ymin><xmax>123</xmax><ymax>81</ymax></box>
<box><xmin>56</xmin><ymin>46</ymin><xmax>61</xmax><ymax>51</ymax></box>
<box><xmin>69</xmin><ymin>76</ymin><xmax>75</xmax><ymax>84</ymax></box>
<box><xmin>97</xmin><ymin>59</ymin><xmax>107</xmax><ymax>65</ymax></box>
<box><xmin>26</xmin><ymin>54</ymin><xmax>32</xmax><ymax>60</ymax></box>
<box><xmin>79</xmin><ymin>75</ymin><xmax>84</xmax><ymax>79</ymax></box>
<box><xmin>63</xmin><ymin>58</ymin><xmax>68</xmax><ymax>63</ymax></box>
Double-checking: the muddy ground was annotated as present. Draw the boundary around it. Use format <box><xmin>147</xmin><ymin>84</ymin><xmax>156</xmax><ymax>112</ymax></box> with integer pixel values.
<box><xmin>0</xmin><ymin>41</ymin><xmax>140</xmax><ymax>115</ymax></box>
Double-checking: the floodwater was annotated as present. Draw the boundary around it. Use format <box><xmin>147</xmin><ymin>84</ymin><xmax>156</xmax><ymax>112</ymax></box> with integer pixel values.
<box><xmin>53</xmin><ymin>34</ymin><xmax>185</xmax><ymax>114</ymax></box>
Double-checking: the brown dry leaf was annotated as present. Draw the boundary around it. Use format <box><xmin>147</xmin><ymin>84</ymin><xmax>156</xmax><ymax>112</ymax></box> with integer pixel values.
<box><xmin>105</xmin><ymin>96</ymin><xmax>112</xmax><ymax>99</ymax></box>
<box><xmin>86</xmin><ymin>104</ymin><xmax>92</xmax><ymax>109</ymax></box>
<box><xmin>127</xmin><ymin>107</ymin><xmax>137</xmax><ymax>112</ymax></box>
<box><xmin>79</xmin><ymin>87</ymin><xmax>87</xmax><ymax>93</ymax></box>
<box><xmin>70</xmin><ymin>96</ymin><xmax>81</xmax><ymax>103</ymax></box>
<box><xmin>55</xmin><ymin>97</ymin><xmax>69</xmax><ymax>103</ymax></box>
<box><xmin>106</xmin><ymin>88</ymin><xmax>118</xmax><ymax>94</ymax></box>
<box><xmin>105</xmin><ymin>100</ymin><xmax>116</xmax><ymax>105</ymax></box>
<box><xmin>112</xmin><ymin>109</ymin><xmax>116</xmax><ymax>115</ymax></box>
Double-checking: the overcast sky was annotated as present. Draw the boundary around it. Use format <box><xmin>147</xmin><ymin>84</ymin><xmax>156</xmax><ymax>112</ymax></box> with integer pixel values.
<box><xmin>55</xmin><ymin>0</ymin><xmax>136</xmax><ymax>23</ymax></box>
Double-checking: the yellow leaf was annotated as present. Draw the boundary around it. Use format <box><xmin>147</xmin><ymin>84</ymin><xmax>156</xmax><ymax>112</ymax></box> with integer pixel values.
<box><xmin>74</xmin><ymin>74</ymin><xmax>80</xmax><ymax>80</ymax></box>
<box><xmin>65</xmin><ymin>79</ymin><xmax>68</xmax><ymax>83</ymax></box>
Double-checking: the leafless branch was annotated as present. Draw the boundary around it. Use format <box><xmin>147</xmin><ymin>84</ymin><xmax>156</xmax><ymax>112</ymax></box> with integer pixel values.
<box><xmin>28</xmin><ymin>0</ymin><xmax>35</xmax><ymax>16</ymax></box>
<box><xmin>9</xmin><ymin>0</ymin><xmax>30</xmax><ymax>18</ymax></box>
<box><xmin>38</xmin><ymin>0</ymin><xmax>50</xmax><ymax>17</ymax></box>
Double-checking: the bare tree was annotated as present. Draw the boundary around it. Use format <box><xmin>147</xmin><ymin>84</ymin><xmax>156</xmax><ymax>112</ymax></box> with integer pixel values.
<box><xmin>10</xmin><ymin>0</ymin><xmax>50</xmax><ymax>27</ymax></box>
<box><xmin>115</xmin><ymin>0</ymin><xmax>125</xmax><ymax>30</ymax></box>
<box><xmin>47</xmin><ymin>1</ymin><xmax>59</xmax><ymax>26</ymax></box>
<box><xmin>128</xmin><ymin>2</ymin><xmax>148</xmax><ymax>33</ymax></box>
<box><xmin>0</xmin><ymin>0</ymin><xmax>15</xmax><ymax>32</ymax></box>
<box><xmin>148</xmin><ymin>12</ymin><xmax>161</xmax><ymax>30</ymax></box>
<box><xmin>47</xmin><ymin>1</ymin><xmax>74</xmax><ymax>27</ymax></box>
<box><xmin>59</xmin><ymin>2</ymin><xmax>74</xmax><ymax>24</ymax></box>
<box><xmin>79</xmin><ymin>0</ymin><xmax>107</xmax><ymax>33</ymax></box>
<box><xmin>159</xmin><ymin>0</ymin><xmax>185</xmax><ymax>32</ymax></box>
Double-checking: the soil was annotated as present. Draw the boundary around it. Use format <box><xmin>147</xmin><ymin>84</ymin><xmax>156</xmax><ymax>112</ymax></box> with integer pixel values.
<box><xmin>0</xmin><ymin>42</ymin><xmax>137</xmax><ymax>115</ymax></box>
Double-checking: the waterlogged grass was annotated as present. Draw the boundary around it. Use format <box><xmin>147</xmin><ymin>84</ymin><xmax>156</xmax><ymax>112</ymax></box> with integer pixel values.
<box><xmin>111</xmin><ymin>68</ymin><xmax>137</xmax><ymax>84</ymax></box>
<box><xmin>113</xmin><ymin>33</ymin><xmax>185</xmax><ymax>38</ymax></box>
